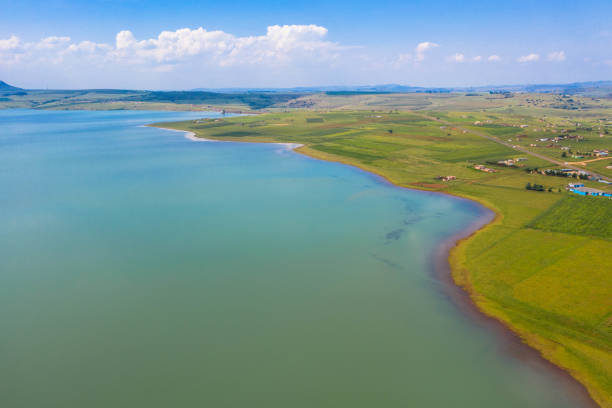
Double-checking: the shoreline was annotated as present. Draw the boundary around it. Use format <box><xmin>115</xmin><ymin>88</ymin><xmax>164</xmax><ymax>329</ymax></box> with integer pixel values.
<box><xmin>154</xmin><ymin>125</ymin><xmax>600</xmax><ymax>408</ymax></box>
<box><xmin>150</xmin><ymin>125</ymin><xmax>304</xmax><ymax>149</ymax></box>
<box><xmin>432</xmin><ymin>210</ymin><xmax>600</xmax><ymax>408</ymax></box>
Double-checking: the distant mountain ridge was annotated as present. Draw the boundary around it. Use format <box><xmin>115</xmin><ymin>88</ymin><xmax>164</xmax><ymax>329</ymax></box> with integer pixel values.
<box><xmin>2</xmin><ymin>79</ymin><xmax>611</xmax><ymax>96</ymax></box>
<box><xmin>191</xmin><ymin>81</ymin><xmax>612</xmax><ymax>96</ymax></box>
<box><xmin>0</xmin><ymin>81</ymin><xmax>23</xmax><ymax>92</ymax></box>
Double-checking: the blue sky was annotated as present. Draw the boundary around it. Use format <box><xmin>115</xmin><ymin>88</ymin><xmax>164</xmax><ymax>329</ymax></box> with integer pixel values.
<box><xmin>1</xmin><ymin>0</ymin><xmax>611</xmax><ymax>89</ymax></box>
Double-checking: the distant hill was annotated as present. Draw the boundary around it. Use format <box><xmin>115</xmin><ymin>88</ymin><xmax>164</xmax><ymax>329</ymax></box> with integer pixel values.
<box><xmin>191</xmin><ymin>81</ymin><xmax>612</xmax><ymax>96</ymax></box>
<box><xmin>129</xmin><ymin>90</ymin><xmax>304</xmax><ymax>110</ymax></box>
<box><xmin>0</xmin><ymin>81</ymin><xmax>23</xmax><ymax>92</ymax></box>
<box><xmin>191</xmin><ymin>84</ymin><xmax>437</xmax><ymax>94</ymax></box>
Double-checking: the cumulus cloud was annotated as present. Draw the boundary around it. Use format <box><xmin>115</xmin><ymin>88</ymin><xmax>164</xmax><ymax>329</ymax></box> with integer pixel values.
<box><xmin>446</xmin><ymin>53</ymin><xmax>465</xmax><ymax>63</ymax></box>
<box><xmin>0</xmin><ymin>35</ymin><xmax>20</xmax><ymax>51</ymax></box>
<box><xmin>445</xmin><ymin>54</ymin><xmax>484</xmax><ymax>63</ymax></box>
<box><xmin>112</xmin><ymin>25</ymin><xmax>341</xmax><ymax>67</ymax></box>
<box><xmin>487</xmin><ymin>55</ymin><xmax>501</xmax><ymax>62</ymax></box>
<box><xmin>0</xmin><ymin>25</ymin><xmax>342</xmax><ymax>70</ymax></box>
<box><xmin>517</xmin><ymin>53</ymin><xmax>540</xmax><ymax>63</ymax></box>
<box><xmin>547</xmin><ymin>51</ymin><xmax>566</xmax><ymax>62</ymax></box>
<box><xmin>415</xmin><ymin>41</ymin><xmax>438</xmax><ymax>62</ymax></box>
<box><xmin>36</xmin><ymin>36</ymin><xmax>71</xmax><ymax>49</ymax></box>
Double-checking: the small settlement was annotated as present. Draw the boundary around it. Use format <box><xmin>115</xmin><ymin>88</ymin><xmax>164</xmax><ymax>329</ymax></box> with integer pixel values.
<box><xmin>567</xmin><ymin>183</ymin><xmax>612</xmax><ymax>198</ymax></box>
<box><xmin>473</xmin><ymin>164</ymin><xmax>497</xmax><ymax>173</ymax></box>
<box><xmin>497</xmin><ymin>157</ymin><xmax>527</xmax><ymax>166</ymax></box>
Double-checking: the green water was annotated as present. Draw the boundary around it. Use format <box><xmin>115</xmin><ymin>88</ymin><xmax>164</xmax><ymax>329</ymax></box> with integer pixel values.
<box><xmin>0</xmin><ymin>110</ymin><xmax>586</xmax><ymax>407</ymax></box>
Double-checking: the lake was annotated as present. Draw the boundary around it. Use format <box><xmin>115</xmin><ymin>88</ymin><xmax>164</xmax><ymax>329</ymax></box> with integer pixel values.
<box><xmin>0</xmin><ymin>109</ymin><xmax>588</xmax><ymax>407</ymax></box>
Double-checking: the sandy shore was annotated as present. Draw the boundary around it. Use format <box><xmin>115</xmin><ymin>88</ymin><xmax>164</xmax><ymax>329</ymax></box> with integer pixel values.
<box><xmin>152</xmin><ymin>125</ymin><xmax>303</xmax><ymax>150</ymax></box>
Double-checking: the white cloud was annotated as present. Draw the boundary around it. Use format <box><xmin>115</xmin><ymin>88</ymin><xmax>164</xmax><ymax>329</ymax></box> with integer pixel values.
<box><xmin>67</xmin><ymin>40</ymin><xmax>112</xmax><ymax>54</ymax></box>
<box><xmin>0</xmin><ymin>35</ymin><xmax>20</xmax><ymax>51</ymax></box>
<box><xmin>472</xmin><ymin>55</ymin><xmax>482</xmax><ymax>62</ymax></box>
<box><xmin>36</xmin><ymin>36</ymin><xmax>71</xmax><ymax>49</ymax></box>
<box><xmin>415</xmin><ymin>41</ymin><xmax>438</xmax><ymax>62</ymax></box>
<box><xmin>488</xmin><ymin>55</ymin><xmax>501</xmax><ymax>62</ymax></box>
<box><xmin>446</xmin><ymin>53</ymin><xmax>465</xmax><ymax>63</ymax></box>
<box><xmin>109</xmin><ymin>25</ymin><xmax>340</xmax><ymax>67</ymax></box>
<box><xmin>547</xmin><ymin>51</ymin><xmax>566</xmax><ymax>62</ymax></box>
<box><xmin>0</xmin><ymin>25</ymin><xmax>342</xmax><ymax>70</ymax></box>
<box><xmin>517</xmin><ymin>53</ymin><xmax>540</xmax><ymax>63</ymax></box>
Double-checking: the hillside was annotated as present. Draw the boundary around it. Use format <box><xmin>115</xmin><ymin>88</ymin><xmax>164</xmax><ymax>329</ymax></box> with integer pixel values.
<box><xmin>0</xmin><ymin>81</ymin><xmax>23</xmax><ymax>93</ymax></box>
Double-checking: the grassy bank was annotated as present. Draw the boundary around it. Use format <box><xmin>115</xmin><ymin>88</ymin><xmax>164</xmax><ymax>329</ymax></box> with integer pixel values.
<box><xmin>155</xmin><ymin>110</ymin><xmax>612</xmax><ymax>407</ymax></box>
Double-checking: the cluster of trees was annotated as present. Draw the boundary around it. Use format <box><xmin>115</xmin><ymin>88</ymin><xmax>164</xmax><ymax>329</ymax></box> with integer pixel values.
<box><xmin>526</xmin><ymin>183</ymin><xmax>545</xmax><ymax>191</ymax></box>
<box><xmin>543</xmin><ymin>169</ymin><xmax>588</xmax><ymax>179</ymax></box>
<box><xmin>526</xmin><ymin>183</ymin><xmax>558</xmax><ymax>192</ymax></box>
<box><xmin>544</xmin><ymin>169</ymin><xmax>570</xmax><ymax>177</ymax></box>
<box><xmin>489</xmin><ymin>91</ymin><xmax>513</xmax><ymax>98</ymax></box>
<box><xmin>525</xmin><ymin>167</ymin><xmax>589</xmax><ymax>180</ymax></box>
<box><xmin>569</xmin><ymin>150</ymin><xmax>594</xmax><ymax>157</ymax></box>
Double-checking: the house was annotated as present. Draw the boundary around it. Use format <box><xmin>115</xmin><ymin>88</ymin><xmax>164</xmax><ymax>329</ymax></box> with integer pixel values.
<box><xmin>568</xmin><ymin>185</ymin><xmax>612</xmax><ymax>197</ymax></box>
<box><xmin>497</xmin><ymin>159</ymin><xmax>514</xmax><ymax>166</ymax></box>
<box><xmin>497</xmin><ymin>158</ymin><xmax>526</xmax><ymax>166</ymax></box>
<box><xmin>593</xmin><ymin>149</ymin><xmax>609</xmax><ymax>157</ymax></box>
<box><xmin>437</xmin><ymin>175</ymin><xmax>456</xmax><ymax>181</ymax></box>
<box><xmin>473</xmin><ymin>164</ymin><xmax>497</xmax><ymax>173</ymax></box>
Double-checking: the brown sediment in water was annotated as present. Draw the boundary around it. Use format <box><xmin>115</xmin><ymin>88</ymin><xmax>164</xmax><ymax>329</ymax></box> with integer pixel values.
<box><xmin>157</xmin><ymin>124</ymin><xmax>601</xmax><ymax>408</ymax></box>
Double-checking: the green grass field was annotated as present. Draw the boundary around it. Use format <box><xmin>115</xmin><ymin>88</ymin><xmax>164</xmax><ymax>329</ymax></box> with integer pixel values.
<box><xmin>528</xmin><ymin>195</ymin><xmax>612</xmax><ymax>239</ymax></box>
<box><xmin>157</xmin><ymin>110</ymin><xmax>612</xmax><ymax>408</ymax></box>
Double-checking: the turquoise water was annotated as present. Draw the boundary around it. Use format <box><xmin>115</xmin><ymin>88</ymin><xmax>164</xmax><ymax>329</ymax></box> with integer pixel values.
<box><xmin>0</xmin><ymin>110</ymin><xmax>587</xmax><ymax>407</ymax></box>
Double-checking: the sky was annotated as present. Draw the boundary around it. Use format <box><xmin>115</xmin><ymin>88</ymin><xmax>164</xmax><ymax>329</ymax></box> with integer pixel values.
<box><xmin>1</xmin><ymin>0</ymin><xmax>611</xmax><ymax>89</ymax></box>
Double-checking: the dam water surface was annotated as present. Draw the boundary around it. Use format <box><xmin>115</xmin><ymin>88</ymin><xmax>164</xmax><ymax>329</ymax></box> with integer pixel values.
<box><xmin>0</xmin><ymin>109</ymin><xmax>589</xmax><ymax>407</ymax></box>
